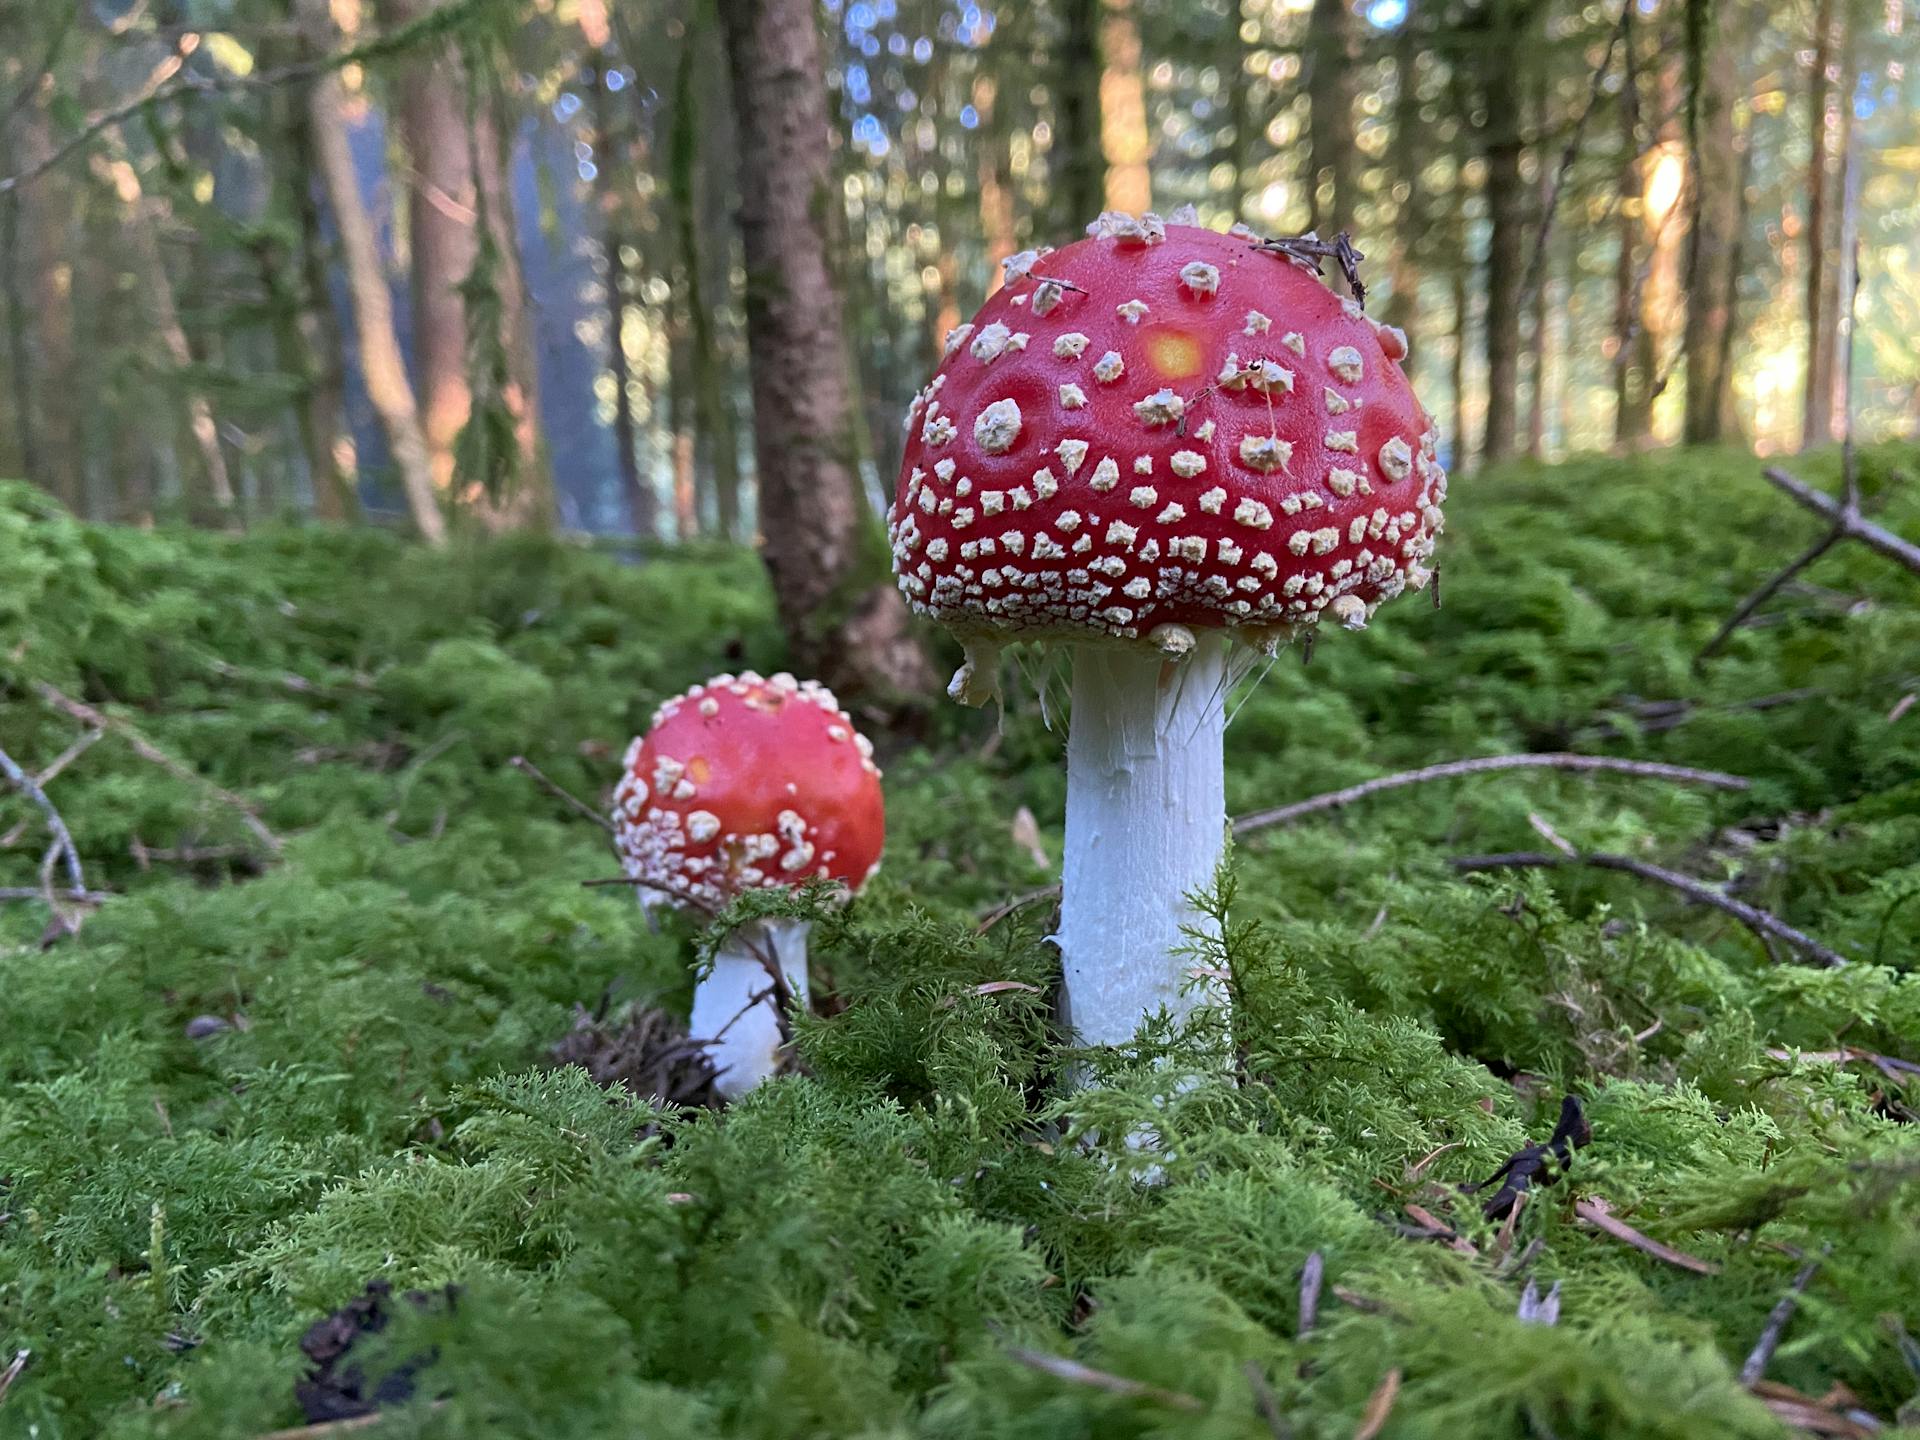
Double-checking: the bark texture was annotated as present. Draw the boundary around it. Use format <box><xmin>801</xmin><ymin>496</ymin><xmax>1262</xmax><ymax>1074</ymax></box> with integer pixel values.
<box><xmin>1099</xmin><ymin>0</ymin><xmax>1153</xmax><ymax>213</ymax></box>
<box><xmin>715</xmin><ymin>0</ymin><xmax>932</xmax><ymax>702</ymax></box>
<box><xmin>1682</xmin><ymin>3</ymin><xmax>1741</xmax><ymax>444</ymax></box>
<box><xmin>1800</xmin><ymin>0</ymin><xmax>1839</xmax><ymax>446</ymax></box>
<box><xmin>295</xmin><ymin>0</ymin><xmax>445</xmax><ymax>544</ymax></box>
<box><xmin>1304</xmin><ymin>0</ymin><xmax>1356</xmax><ymax>236</ymax></box>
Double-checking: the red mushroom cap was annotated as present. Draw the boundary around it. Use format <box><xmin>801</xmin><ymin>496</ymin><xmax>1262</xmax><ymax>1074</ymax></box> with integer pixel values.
<box><xmin>886</xmin><ymin>215</ymin><xmax>1447</xmax><ymax>644</ymax></box>
<box><xmin>612</xmin><ymin>671</ymin><xmax>884</xmax><ymax>912</ymax></box>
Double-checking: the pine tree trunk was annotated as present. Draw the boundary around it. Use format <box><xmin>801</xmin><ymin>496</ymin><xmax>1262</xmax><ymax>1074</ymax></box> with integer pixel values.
<box><xmin>669</xmin><ymin>13</ymin><xmax>742</xmax><ymax>541</ymax></box>
<box><xmin>1633</xmin><ymin>56</ymin><xmax>1685</xmax><ymax>443</ymax></box>
<box><xmin>714</xmin><ymin>0</ymin><xmax>932</xmax><ymax>703</ymax></box>
<box><xmin>1681</xmin><ymin>2</ymin><xmax>1740</xmax><ymax>444</ymax></box>
<box><xmin>1821</xmin><ymin>4</ymin><xmax>1857</xmax><ymax>437</ymax></box>
<box><xmin>1450</xmin><ymin>252</ymin><xmax>1470</xmax><ymax>470</ymax></box>
<box><xmin>1304</xmin><ymin>0</ymin><xmax>1355</xmax><ymax>235</ymax></box>
<box><xmin>1800</xmin><ymin>0</ymin><xmax>1838</xmax><ymax>447</ymax></box>
<box><xmin>104</xmin><ymin>150</ymin><xmax>236</xmax><ymax>524</ymax></box>
<box><xmin>1055</xmin><ymin>0</ymin><xmax>1106</xmax><ymax>230</ymax></box>
<box><xmin>1525</xmin><ymin>65</ymin><xmax>1550</xmax><ymax>460</ymax></box>
<box><xmin>590</xmin><ymin>52</ymin><xmax>651</xmax><ymax>539</ymax></box>
<box><xmin>295</xmin><ymin>0</ymin><xmax>445</xmax><ymax>543</ymax></box>
<box><xmin>974</xmin><ymin>75</ymin><xmax>1019</xmax><ymax>282</ymax></box>
<box><xmin>1613</xmin><ymin>18</ymin><xmax>1651</xmax><ymax>448</ymax></box>
<box><xmin>386</xmin><ymin>24</ymin><xmax>473</xmax><ymax>501</ymax></box>
<box><xmin>1099</xmin><ymin>0</ymin><xmax>1153</xmax><ymax>213</ymax></box>
<box><xmin>4</xmin><ymin>80</ymin><xmax>83</xmax><ymax>511</ymax></box>
<box><xmin>1381</xmin><ymin>0</ymin><xmax>1424</xmax><ymax>352</ymax></box>
<box><xmin>1219</xmin><ymin>0</ymin><xmax>1251</xmax><ymax>218</ymax></box>
<box><xmin>1479</xmin><ymin>74</ymin><xmax>1524</xmax><ymax>463</ymax></box>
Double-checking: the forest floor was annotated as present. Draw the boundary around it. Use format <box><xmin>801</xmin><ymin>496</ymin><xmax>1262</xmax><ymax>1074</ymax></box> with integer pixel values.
<box><xmin>2</xmin><ymin>444</ymin><xmax>1919</xmax><ymax>1439</ymax></box>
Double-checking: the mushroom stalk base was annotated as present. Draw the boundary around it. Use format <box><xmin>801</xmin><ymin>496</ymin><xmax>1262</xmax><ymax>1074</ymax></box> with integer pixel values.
<box><xmin>688</xmin><ymin>918</ymin><xmax>811</xmax><ymax>1099</ymax></box>
<box><xmin>1058</xmin><ymin>636</ymin><xmax>1229</xmax><ymax>1050</ymax></box>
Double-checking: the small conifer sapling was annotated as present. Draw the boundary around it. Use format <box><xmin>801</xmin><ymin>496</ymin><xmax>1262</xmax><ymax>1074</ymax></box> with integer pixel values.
<box><xmin>613</xmin><ymin>672</ymin><xmax>884</xmax><ymax>1097</ymax></box>
<box><xmin>887</xmin><ymin>210</ymin><xmax>1449</xmax><ymax>1049</ymax></box>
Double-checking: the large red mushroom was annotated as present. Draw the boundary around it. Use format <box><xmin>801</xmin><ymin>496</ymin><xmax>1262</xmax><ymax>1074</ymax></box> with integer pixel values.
<box><xmin>887</xmin><ymin>210</ymin><xmax>1447</xmax><ymax>1049</ymax></box>
<box><xmin>613</xmin><ymin>670</ymin><xmax>884</xmax><ymax>1097</ymax></box>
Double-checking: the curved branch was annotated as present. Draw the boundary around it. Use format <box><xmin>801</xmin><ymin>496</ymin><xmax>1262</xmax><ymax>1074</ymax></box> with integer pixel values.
<box><xmin>1452</xmin><ymin>849</ymin><xmax>1849</xmax><ymax>967</ymax></box>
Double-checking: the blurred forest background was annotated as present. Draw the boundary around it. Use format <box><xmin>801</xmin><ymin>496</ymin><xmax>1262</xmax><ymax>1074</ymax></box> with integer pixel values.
<box><xmin>0</xmin><ymin>0</ymin><xmax>1915</xmax><ymax>548</ymax></box>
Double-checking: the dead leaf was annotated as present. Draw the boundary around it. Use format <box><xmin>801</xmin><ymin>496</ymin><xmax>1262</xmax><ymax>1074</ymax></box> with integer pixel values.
<box><xmin>973</xmin><ymin>980</ymin><xmax>1042</xmax><ymax>996</ymax></box>
<box><xmin>1354</xmin><ymin>1367</ymin><xmax>1402</xmax><ymax>1440</ymax></box>
<box><xmin>1574</xmin><ymin>1196</ymin><xmax>1720</xmax><ymax>1274</ymax></box>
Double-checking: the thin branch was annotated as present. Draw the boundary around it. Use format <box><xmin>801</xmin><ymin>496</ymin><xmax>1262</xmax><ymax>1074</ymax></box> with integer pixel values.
<box><xmin>0</xmin><ymin>744</ymin><xmax>86</xmax><ymax>903</ymax></box>
<box><xmin>1243</xmin><ymin>1362</ymin><xmax>1293</xmax><ymax>1439</ymax></box>
<box><xmin>31</xmin><ymin>682</ymin><xmax>281</xmax><ymax>854</ymax></box>
<box><xmin>0</xmin><ymin>1348</ymin><xmax>28</xmax><ymax>1407</ymax></box>
<box><xmin>1298</xmin><ymin>1251</ymin><xmax>1325</xmax><ymax>1337</ymax></box>
<box><xmin>1695</xmin><ymin>528</ymin><xmax>1844</xmax><ymax>663</ymax></box>
<box><xmin>509</xmin><ymin>756</ymin><xmax>614</xmax><ymax>833</ymax></box>
<box><xmin>1452</xmin><ymin>850</ymin><xmax>1850</xmax><ymax>967</ymax></box>
<box><xmin>1760</xmin><ymin>466</ymin><xmax>1920</xmax><ymax>578</ymax></box>
<box><xmin>1233</xmin><ymin>753</ymin><xmax>1749</xmax><ymax>834</ymax></box>
<box><xmin>34</xmin><ymin>728</ymin><xmax>104</xmax><ymax>786</ymax></box>
<box><xmin>1254</xmin><ymin>231</ymin><xmax>1368</xmax><ymax>307</ymax></box>
<box><xmin>0</xmin><ymin>886</ymin><xmax>116</xmax><ymax>903</ymax></box>
<box><xmin>1739</xmin><ymin>1255</ymin><xmax>1823</xmax><ymax>1386</ymax></box>
<box><xmin>1001</xmin><ymin>1345</ymin><xmax>1204</xmax><ymax>1412</ymax></box>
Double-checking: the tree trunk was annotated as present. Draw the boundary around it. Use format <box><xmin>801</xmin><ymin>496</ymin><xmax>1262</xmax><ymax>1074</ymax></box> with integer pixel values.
<box><xmin>1613</xmin><ymin>15</ymin><xmax>1651</xmax><ymax>448</ymax></box>
<box><xmin>1100</xmin><ymin>0</ymin><xmax>1153</xmax><ymax>213</ymax></box>
<box><xmin>3</xmin><ymin>78</ymin><xmax>83</xmax><ymax>511</ymax></box>
<box><xmin>1799</xmin><ymin>0</ymin><xmax>1839</xmax><ymax>447</ymax></box>
<box><xmin>714</xmin><ymin>0</ymin><xmax>931</xmax><ymax>703</ymax></box>
<box><xmin>264</xmin><ymin>38</ymin><xmax>358</xmax><ymax>521</ymax></box>
<box><xmin>589</xmin><ymin>50</ymin><xmax>651</xmax><ymax>538</ymax></box>
<box><xmin>381</xmin><ymin>0</ymin><xmax>551</xmax><ymax>530</ymax></box>
<box><xmin>1055</xmin><ymin>0</ymin><xmax>1105</xmax><ymax>230</ymax></box>
<box><xmin>669</xmin><ymin>12</ymin><xmax>742</xmax><ymax>541</ymax></box>
<box><xmin>1304</xmin><ymin>0</ymin><xmax>1355</xmax><ymax>236</ymax></box>
<box><xmin>1682</xmin><ymin>1</ymin><xmax>1740</xmax><ymax>444</ymax></box>
<box><xmin>98</xmin><ymin>149</ymin><xmax>236</xmax><ymax>524</ymax></box>
<box><xmin>1381</xmin><ymin>0</ymin><xmax>1424</xmax><ymax>355</ymax></box>
<box><xmin>1822</xmin><ymin>4</ymin><xmax>1858</xmax><ymax>436</ymax></box>
<box><xmin>1479</xmin><ymin>71</ymin><xmax>1524</xmax><ymax>463</ymax></box>
<box><xmin>1450</xmin><ymin>251</ymin><xmax>1470</xmax><ymax>470</ymax></box>
<box><xmin>295</xmin><ymin>0</ymin><xmax>444</xmax><ymax>543</ymax></box>
<box><xmin>1218</xmin><ymin>0</ymin><xmax>1251</xmax><ymax>218</ymax></box>
<box><xmin>1525</xmin><ymin>66</ymin><xmax>1550</xmax><ymax>460</ymax></box>
<box><xmin>1633</xmin><ymin>56</ymin><xmax>1685</xmax><ymax>442</ymax></box>
<box><xmin>975</xmin><ymin>74</ymin><xmax>1019</xmax><ymax>286</ymax></box>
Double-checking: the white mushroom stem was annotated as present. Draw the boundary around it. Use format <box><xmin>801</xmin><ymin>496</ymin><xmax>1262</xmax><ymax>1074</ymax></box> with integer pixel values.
<box><xmin>1058</xmin><ymin>630</ymin><xmax>1230</xmax><ymax>1049</ymax></box>
<box><xmin>688</xmin><ymin>918</ymin><xmax>812</xmax><ymax>1099</ymax></box>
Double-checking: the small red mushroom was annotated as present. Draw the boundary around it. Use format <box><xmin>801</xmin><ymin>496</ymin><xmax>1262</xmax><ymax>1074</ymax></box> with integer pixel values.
<box><xmin>613</xmin><ymin>670</ymin><xmax>883</xmax><ymax>1096</ymax></box>
<box><xmin>886</xmin><ymin>210</ymin><xmax>1448</xmax><ymax>1049</ymax></box>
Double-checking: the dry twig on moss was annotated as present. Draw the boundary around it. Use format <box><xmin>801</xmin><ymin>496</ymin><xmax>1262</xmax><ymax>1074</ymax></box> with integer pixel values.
<box><xmin>0</xmin><ymin>744</ymin><xmax>87</xmax><ymax>919</ymax></box>
<box><xmin>31</xmin><ymin>682</ymin><xmax>282</xmax><ymax>855</ymax></box>
<box><xmin>1740</xmin><ymin>1254</ymin><xmax>1823</xmax><ymax>1386</ymax></box>
<box><xmin>1453</xmin><ymin>849</ymin><xmax>1849</xmax><ymax>968</ymax></box>
<box><xmin>1001</xmin><ymin>1345</ymin><xmax>1204</xmax><ymax>1412</ymax></box>
<box><xmin>509</xmin><ymin>755</ymin><xmax>614</xmax><ymax>834</ymax></box>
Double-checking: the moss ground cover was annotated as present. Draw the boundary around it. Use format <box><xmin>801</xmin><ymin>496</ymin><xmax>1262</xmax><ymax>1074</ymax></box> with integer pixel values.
<box><xmin>2</xmin><ymin>445</ymin><xmax>1918</xmax><ymax>1438</ymax></box>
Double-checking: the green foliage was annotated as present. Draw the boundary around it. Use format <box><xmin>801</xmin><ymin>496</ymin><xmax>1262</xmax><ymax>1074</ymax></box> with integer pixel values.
<box><xmin>2</xmin><ymin>446</ymin><xmax>1919</xmax><ymax>1437</ymax></box>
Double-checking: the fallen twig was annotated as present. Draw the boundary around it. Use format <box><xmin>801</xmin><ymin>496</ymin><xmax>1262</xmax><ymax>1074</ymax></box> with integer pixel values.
<box><xmin>1452</xmin><ymin>850</ymin><xmax>1850</xmax><ymax>968</ymax></box>
<box><xmin>0</xmin><ymin>886</ymin><xmax>116</xmax><ymax>903</ymax></box>
<box><xmin>1298</xmin><ymin>1251</ymin><xmax>1324</xmax><ymax>1338</ymax></box>
<box><xmin>31</xmin><ymin>682</ymin><xmax>281</xmax><ymax>854</ymax></box>
<box><xmin>509</xmin><ymin>755</ymin><xmax>614</xmax><ymax>834</ymax></box>
<box><xmin>1002</xmin><ymin>1344</ymin><xmax>1204</xmax><ymax>1412</ymax></box>
<box><xmin>1353</xmin><ymin>1367</ymin><xmax>1402</xmax><ymax>1440</ymax></box>
<box><xmin>33</xmin><ymin>728</ymin><xmax>103</xmax><ymax>786</ymax></box>
<box><xmin>0</xmin><ymin>743</ymin><xmax>87</xmax><ymax>918</ymax></box>
<box><xmin>1243</xmin><ymin>1361</ymin><xmax>1293</xmax><ymax>1439</ymax></box>
<box><xmin>1573</xmin><ymin>1196</ymin><xmax>1720</xmax><ymax>1274</ymax></box>
<box><xmin>1740</xmin><ymin>1255</ymin><xmax>1823</xmax><ymax>1386</ymax></box>
<box><xmin>0</xmin><ymin>1349</ymin><xmax>27</xmax><ymax>1406</ymax></box>
<box><xmin>1758</xmin><ymin>466</ymin><xmax>1920</xmax><ymax>578</ymax></box>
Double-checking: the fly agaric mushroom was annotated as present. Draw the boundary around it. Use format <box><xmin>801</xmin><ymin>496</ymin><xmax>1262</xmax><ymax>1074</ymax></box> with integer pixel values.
<box><xmin>612</xmin><ymin>671</ymin><xmax>884</xmax><ymax>1097</ymax></box>
<box><xmin>887</xmin><ymin>211</ymin><xmax>1447</xmax><ymax>1049</ymax></box>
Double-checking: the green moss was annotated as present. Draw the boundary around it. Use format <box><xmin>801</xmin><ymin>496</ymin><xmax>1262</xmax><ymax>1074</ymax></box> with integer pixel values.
<box><xmin>2</xmin><ymin>446</ymin><xmax>1918</xmax><ymax>1437</ymax></box>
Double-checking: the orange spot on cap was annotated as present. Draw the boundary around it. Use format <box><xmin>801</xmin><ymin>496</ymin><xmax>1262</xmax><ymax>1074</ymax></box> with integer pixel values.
<box><xmin>1145</xmin><ymin>329</ymin><xmax>1203</xmax><ymax>380</ymax></box>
